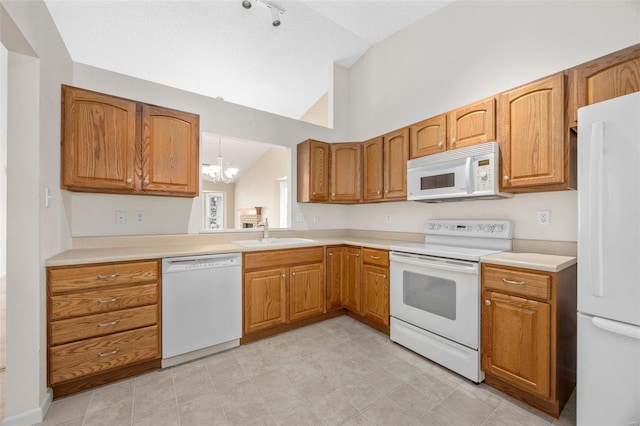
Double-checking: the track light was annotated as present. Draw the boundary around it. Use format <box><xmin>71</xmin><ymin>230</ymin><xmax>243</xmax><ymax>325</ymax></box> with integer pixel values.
<box><xmin>270</xmin><ymin>6</ymin><xmax>281</xmax><ymax>27</ymax></box>
<box><xmin>241</xmin><ymin>0</ymin><xmax>285</xmax><ymax>27</ymax></box>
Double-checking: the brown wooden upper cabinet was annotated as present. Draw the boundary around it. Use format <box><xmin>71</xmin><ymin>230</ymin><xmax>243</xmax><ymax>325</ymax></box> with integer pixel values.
<box><xmin>498</xmin><ymin>73</ymin><xmax>570</xmax><ymax>192</ymax></box>
<box><xmin>569</xmin><ymin>43</ymin><xmax>640</xmax><ymax>128</ymax></box>
<box><xmin>363</xmin><ymin>128</ymin><xmax>409</xmax><ymax>202</ymax></box>
<box><xmin>61</xmin><ymin>85</ymin><xmax>200</xmax><ymax>197</ymax></box>
<box><xmin>330</xmin><ymin>142</ymin><xmax>362</xmax><ymax>203</ymax></box>
<box><xmin>409</xmin><ymin>97</ymin><xmax>496</xmax><ymax>159</ymax></box>
<box><xmin>297</xmin><ymin>139</ymin><xmax>330</xmax><ymax>202</ymax></box>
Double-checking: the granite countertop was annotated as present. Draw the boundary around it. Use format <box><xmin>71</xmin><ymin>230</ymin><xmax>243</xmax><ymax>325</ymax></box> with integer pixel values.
<box><xmin>480</xmin><ymin>252</ymin><xmax>577</xmax><ymax>272</ymax></box>
<box><xmin>46</xmin><ymin>236</ymin><xmax>401</xmax><ymax>267</ymax></box>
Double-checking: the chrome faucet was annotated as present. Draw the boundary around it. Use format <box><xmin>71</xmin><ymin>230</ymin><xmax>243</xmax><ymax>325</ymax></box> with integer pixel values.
<box><xmin>263</xmin><ymin>218</ymin><xmax>269</xmax><ymax>239</ymax></box>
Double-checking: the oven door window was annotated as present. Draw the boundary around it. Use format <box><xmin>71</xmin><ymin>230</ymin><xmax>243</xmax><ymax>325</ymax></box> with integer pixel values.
<box><xmin>403</xmin><ymin>270</ymin><xmax>456</xmax><ymax>320</ymax></box>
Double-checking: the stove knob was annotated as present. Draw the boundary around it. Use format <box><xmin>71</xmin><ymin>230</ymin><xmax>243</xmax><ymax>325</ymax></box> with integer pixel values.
<box><xmin>427</xmin><ymin>223</ymin><xmax>434</xmax><ymax>230</ymax></box>
<box><xmin>483</xmin><ymin>224</ymin><xmax>492</xmax><ymax>232</ymax></box>
<box><xmin>435</xmin><ymin>224</ymin><xmax>442</xmax><ymax>230</ymax></box>
<box><xmin>494</xmin><ymin>224</ymin><xmax>504</xmax><ymax>232</ymax></box>
<box><xmin>479</xmin><ymin>171</ymin><xmax>488</xmax><ymax>180</ymax></box>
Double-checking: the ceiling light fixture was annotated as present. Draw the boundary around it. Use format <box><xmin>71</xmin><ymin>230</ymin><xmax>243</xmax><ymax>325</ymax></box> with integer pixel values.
<box><xmin>242</xmin><ymin>0</ymin><xmax>285</xmax><ymax>27</ymax></box>
<box><xmin>202</xmin><ymin>138</ymin><xmax>239</xmax><ymax>184</ymax></box>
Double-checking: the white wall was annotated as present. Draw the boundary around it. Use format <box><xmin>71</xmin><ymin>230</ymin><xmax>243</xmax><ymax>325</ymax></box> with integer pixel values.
<box><xmin>0</xmin><ymin>44</ymin><xmax>6</xmax><ymax>276</ymax></box>
<box><xmin>234</xmin><ymin>147</ymin><xmax>288</xmax><ymax>227</ymax></box>
<box><xmin>0</xmin><ymin>1</ymin><xmax>73</xmax><ymax>424</ymax></box>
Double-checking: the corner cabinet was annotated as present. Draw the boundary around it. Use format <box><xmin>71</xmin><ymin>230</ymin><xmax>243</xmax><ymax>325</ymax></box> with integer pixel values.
<box><xmin>47</xmin><ymin>260</ymin><xmax>161</xmax><ymax>397</ymax></box>
<box><xmin>497</xmin><ymin>73</ymin><xmax>573</xmax><ymax>192</ymax></box>
<box><xmin>363</xmin><ymin>129</ymin><xmax>409</xmax><ymax>202</ymax></box>
<box><xmin>61</xmin><ymin>85</ymin><xmax>200</xmax><ymax>197</ymax></box>
<box><xmin>297</xmin><ymin>139</ymin><xmax>330</xmax><ymax>202</ymax></box>
<box><xmin>481</xmin><ymin>263</ymin><xmax>577</xmax><ymax>417</ymax></box>
<box><xmin>242</xmin><ymin>247</ymin><xmax>325</xmax><ymax>339</ymax></box>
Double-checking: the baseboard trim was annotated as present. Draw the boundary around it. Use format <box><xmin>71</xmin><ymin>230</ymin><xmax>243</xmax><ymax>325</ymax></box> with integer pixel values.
<box><xmin>1</xmin><ymin>387</ymin><xmax>52</xmax><ymax>426</ymax></box>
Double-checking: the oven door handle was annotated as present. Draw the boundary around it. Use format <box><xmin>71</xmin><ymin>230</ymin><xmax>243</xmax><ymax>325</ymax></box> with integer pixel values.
<box><xmin>390</xmin><ymin>252</ymin><xmax>478</xmax><ymax>274</ymax></box>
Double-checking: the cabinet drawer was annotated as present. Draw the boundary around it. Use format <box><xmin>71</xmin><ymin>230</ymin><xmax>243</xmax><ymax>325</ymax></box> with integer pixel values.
<box><xmin>244</xmin><ymin>247</ymin><xmax>324</xmax><ymax>270</ymax></box>
<box><xmin>50</xmin><ymin>283</ymin><xmax>158</xmax><ymax>320</ymax></box>
<box><xmin>49</xmin><ymin>261</ymin><xmax>159</xmax><ymax>294</ymax></box>
<box><xmin>50</xmin><ymin>305</ymin><xmax>158</xmax><ymax>345</ymax></box>
<box><xmin>362</xmin><ymin>248</ymin><xmax>389</xmax><ymax>267</ymax></box>
<box><xmin>482</xmin><ymin>265</ymin><xmax>551</xmax><ymax>300</ymax></box>
<box><xmin>49</xmin><ymin>325</ymin><xmax>159</xmax><ymax>385</ymax></box>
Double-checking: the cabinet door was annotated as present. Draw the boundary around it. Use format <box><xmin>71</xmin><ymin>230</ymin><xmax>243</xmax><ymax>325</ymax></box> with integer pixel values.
<box><xmin>61</xmin><ymin>85</ymin><xmax>137</xmax><ymax>192</ymax></box>
<box><xmin>383</xmin><ymin>128</ymin><xmax>409</xmax><ymax>200</ymax></box>
<box><xmin>409</xmin><ymin>114</ymin><xmax>447</xmax><ymax>159</ymax></box>
<box><xmin>362</xmin><ymin>137</ymin><xmax>384</xmax><ymax>201</ymax></box>
<box><xmin>482</xmin><ymin>290</ymin><xmax>551</xmax><ymax>399</ymax></box>
<box><xmin>244</xmin><ymin>268</ymin><xmax>287</xmax><ymax>334</ymax></box>
<box><xmin>570</xmin><ymin>44</ymin><xmax>640</xmax><ymax>127</ymax></box>
<box><xmin>297</xmin><ymin>140</ymin><xmax>330</xmax><ymax>202</ymax></box>
<box><xmin>498</xmin><ymin>73</ymin><xmax>566</xmax><ymax>190</ymax></box>
<box><xmin>140</xmin><ymin>105</ymin><xmax>199</xmax><ymax>197</ymax></box>
<box><xmin>343</xmin><ymin>247</ymin><xmax>362</xmax><ymax>313</ymax></box>
<box><xmin>289</xmin><ymin>263</ymin><xmax>325</xmax><ymax>321</ymax></box>
<box><xmin>449</xmin><ymin>97</ymin><xmax>496</xmax><ymax>150</ymax></box>
<box><xmin>362</xmin><ymin>264</ymin><xmax>389</xmax><ymax>327</ymax></box>
<box><xmin>330</xmin><ymin>143</ymin><xmax>362</xmax><ymax>202</ymax></box>
<box><xmin>325</xmin><ymin>247</ymin><xmax>344</xmax><ymax>311</ymax></box>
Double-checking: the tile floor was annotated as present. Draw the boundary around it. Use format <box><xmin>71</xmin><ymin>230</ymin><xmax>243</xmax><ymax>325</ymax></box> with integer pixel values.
<box><xmin>36</xmin><ymin>316</ymin><xmax>575</xmax><ymax>426</ymax></box>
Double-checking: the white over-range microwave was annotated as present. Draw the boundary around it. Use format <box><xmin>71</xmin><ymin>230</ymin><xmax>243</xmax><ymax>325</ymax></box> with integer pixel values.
<box><xmin>407</xmin><ymin>141</ymin><xmax>512</xmax><ymax>202</ymax></box>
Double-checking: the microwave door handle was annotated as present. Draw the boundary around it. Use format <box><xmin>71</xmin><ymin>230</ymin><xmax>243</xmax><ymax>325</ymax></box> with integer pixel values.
<box><xmin>465</xmin><ymin>157</ymin><xmax>473</xmax><ymax>194</ymax></box>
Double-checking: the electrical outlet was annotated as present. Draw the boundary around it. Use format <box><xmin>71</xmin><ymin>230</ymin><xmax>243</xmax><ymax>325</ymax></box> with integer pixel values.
<box><xmin>115</xmin><ymin>210</ymin><xmax>127</xmax><ymax>225</ymax></box>
<box><xmin>135</xmin><ymin>210</ymin><xmax>144</xmax><ymax>224</ymax></box>
<box><xmin>312</xmin><ymin>213</ymin><xmax>319</xmax><ymax>223</ymax></box>
<box><xmin>537</xmin><ymin>210</ymin><xmax>550</xmax><ymax>226</ymax></box>
<box><xmin>384</xmin><ymin>214</ymin><xmax>391</xmax><ymax>223</ymax></box>
<box><xmin>295</xmin><ymin>213</ymin><xmax>305</xmax><ymax>223</ymax></box>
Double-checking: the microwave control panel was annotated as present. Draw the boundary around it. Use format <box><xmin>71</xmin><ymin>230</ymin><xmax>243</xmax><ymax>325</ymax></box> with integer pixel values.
<box><xmin>474</xmin><ymin>158</ymin><xmax>494</xmax><ymax>191</ymax></box>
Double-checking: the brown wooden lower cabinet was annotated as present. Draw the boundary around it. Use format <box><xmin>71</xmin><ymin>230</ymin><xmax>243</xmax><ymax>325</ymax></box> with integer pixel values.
<box><xmin>481</xmin><ymin>263</ymin><xmax>577</xmax><ymax>418</ymax></box>
<box><xmin>47</xmin><ymin>259</ymin><xmax>162</xmax><ymax>397</ymax></box>
<box><xmin>242</xmin><ymin>247</ymin><xmax>326</xmax><ymax>341</ymax></box>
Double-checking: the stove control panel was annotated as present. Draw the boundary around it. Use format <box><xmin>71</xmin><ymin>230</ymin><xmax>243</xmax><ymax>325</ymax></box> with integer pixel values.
<box><xmin>424</xmin><ymin>220</ymin><xmax>512</xmax><ymax>239</ymax></box>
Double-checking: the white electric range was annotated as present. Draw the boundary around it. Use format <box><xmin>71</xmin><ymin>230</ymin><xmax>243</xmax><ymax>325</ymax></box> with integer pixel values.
<box><xmin>389</xmin><ymin>219</ymin><xmax>513</xmax><ymax>382</ymax></box>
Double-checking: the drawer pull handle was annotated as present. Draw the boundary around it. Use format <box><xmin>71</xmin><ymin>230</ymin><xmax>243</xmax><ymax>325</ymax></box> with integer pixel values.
<box><xmin>98</xmin><ymin>297</ymin><xmax>120</xmax><ymax>304</ymax></box>
<box><xmin>97</xmin><ymin>273</ymin><xmax>120</xmax><ymax>280</ymax></box>
<box><xmin>502</xmin><ymin>278</ymin><xmax>525</xmax><ymax>286</ymax></box>
<box><xmin>369</xmin><ymin>255</ymin><xmax>381</xmax><ymax>260</ymax></box>
<box><xmin>97</xmin><ymin>319</ymin><xmax>120</xmax><ymax>327</ymax></box>
<box><xmin>98</xmin><ymin>348</ymin><xmax>120</xmax><ymax>358</ymax></box>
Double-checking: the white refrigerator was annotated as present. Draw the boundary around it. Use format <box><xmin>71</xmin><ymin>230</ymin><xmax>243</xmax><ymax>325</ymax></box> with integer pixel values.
<box><xmin>577</xmin><ymin>92</ymin><xmax>640</xmax><ymax>425</ymax></box>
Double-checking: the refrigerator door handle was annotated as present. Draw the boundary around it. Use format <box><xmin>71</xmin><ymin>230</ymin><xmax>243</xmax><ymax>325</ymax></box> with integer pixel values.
<box><xmin>592</xmin><ymin>316</ymin><xmax>640</xmax><ymax>340</ymax></box>
<box><xmin>589</xmin><ymin>121</ymin><xmax>605</xmax><ymax>297</ymax></box>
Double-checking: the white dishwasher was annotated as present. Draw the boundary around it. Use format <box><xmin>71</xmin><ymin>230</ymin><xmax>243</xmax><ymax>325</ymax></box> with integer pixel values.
<box><xmin>162</xmin><ymin>253</ymin><xmax>242</xmax><ymax>367</ymax></box>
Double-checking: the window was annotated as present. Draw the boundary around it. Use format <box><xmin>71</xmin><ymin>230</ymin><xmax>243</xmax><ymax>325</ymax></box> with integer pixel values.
<box><xmin>203</xmin><ymin>191</ymin><xmax>224</xmax><ymax>230</ymax></box>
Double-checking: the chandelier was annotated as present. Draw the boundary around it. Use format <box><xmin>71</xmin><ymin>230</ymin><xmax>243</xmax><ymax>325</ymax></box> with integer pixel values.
<box><xmin>202</xmin><ymin>138</ymin><xmax>239</xmax><ymax>184</ymax></box>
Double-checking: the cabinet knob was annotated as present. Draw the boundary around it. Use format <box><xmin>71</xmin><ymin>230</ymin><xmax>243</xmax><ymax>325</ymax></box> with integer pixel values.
<box><xmin>377</xmin><ymin>191</ymin><xmax>381</xmax><ymax>195</ymax></box>
<box><xmin>126</xmin><ymin>178</ymin><xmax>132</xmax><ymax>184</ymax></box>
<box><xmin>312</xmin><ymin>192</ymin><xmax>316</xmax><ymax>195</ymax></box>
<box><xmin>451</xmin><ymin>138</ymin><xmax>456</xmax><ymax>147</ymax></box>
<box><xmin>503</xmin><ymin>176</ymin><xmax>509</xmax><ymax>182</ymax></box>
<box><xmin>329</xmin><ymin>253</ymin><xmax>333</xmax><ymax>256</ymax></box>
<box><xmin>332</xmin><ymin>193</ymin><xmax>336</xmax><ymax>197</ymax></box>
<box><xmin>485</xmin><ymin>300</ymin><xmax>491</xmax><ymax>306</ymax></box>
<box><xmin>143</xmin><ymin>179</ymin><xmax>150</xmax><ymax>185</ymax></box>
<box><xmin>438</xmin><ymin>141</ymin><xmax>443</xmax><ymax>148</ymax></box>
<box><xmin>383</xmin><ymin>275</ymin><xmax>387</xmax><ymax>279</ymax></box>
<box><xmin>282</xmin><ymin>274</ymin><xmax>286</xmax><ymax>278</ymax></box>
<box><xmin>292</xmin><ymin>272</ymin><xmax>296</xmax><ymax>276</ymax></box>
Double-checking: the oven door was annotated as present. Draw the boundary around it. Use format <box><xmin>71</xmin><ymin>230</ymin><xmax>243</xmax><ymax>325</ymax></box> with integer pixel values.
<box><xmin>390</xmin><ymin>251</ymin><xmax>480</xmax><ymax>349</ymax></box>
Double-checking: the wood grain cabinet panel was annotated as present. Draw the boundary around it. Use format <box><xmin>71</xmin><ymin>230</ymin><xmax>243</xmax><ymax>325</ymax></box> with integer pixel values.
<box><xmin>449</xmin><ymin>97</ymin><xmax>496</xmax><ymax>150</ymax></box>
<box><xmin>289</xmin><ymin>263</ymin><xmax>325</xmax><ymax>321</ymax></box>
<box><xmin>62</xmin><ymin>85</ymin><xmax>137</xmax><ymax>192</ymax></box>
<box><xmin>362</xmin><ymin>137</ymin><xmax>384</xmax><ymax>201</ymax></box>
<box><xmin>481</xmin><ymin>263</ymin><xmax>577</xmax><ymax>418</ymax></box>
<box><xmin>325</xmin><ymin>247</ymin><xmax>345</xmax><ymax>311</ymax></box>
<box><xmin>47</xmin><ymin>259</ymin><xmax>161</xmax><ymax>397</ymax></box>
<box><xmin>410</xmin><ymin>114</ymin><xmax>447</xmax><ymax>159</ymax></box>
<box><xmin>330</xmin><ymin>143</ymin><xmax>362</xmax><ymax>202</ymax></box>
<box><xmin>297</xmin><ymin>139</ymin><xmax>330</xmax><ymax>202</ymax></box>
<box><xmin>498</xmin><ymin>73</ymin><xmax>568</xmax><ymax>191</ymax></box>
<box><xmin>342</xmin><ymin>247</ymin><xmax>362</xmax><ymax>313</ymax></box>
<box><xmin>244</xmin><ymin>267</ymin><xmax>288</xmax><ymax>334</ymax></box>
<box><xmin>569</xmin><ymin>44</ymin><xmax>640</xmax><ymax>127</ymax></box>
<box><xmin>383</xmin><ymin>128</ymin><xmax>409</xmax><ymax>200</ymax></box>
<box><xmin>61</xmin><ymin>85</ymin><xmax>199</xmax><ymax>197</ymax></box>
<box><xmin>362</xmin><ymin>264</ymin><xmax>389</xmax><ymax>327</ymax></box>
<box><xmin>140</xmin><ymin>105</ymin><xmax>199</xmax><ymax>196</ymax></box>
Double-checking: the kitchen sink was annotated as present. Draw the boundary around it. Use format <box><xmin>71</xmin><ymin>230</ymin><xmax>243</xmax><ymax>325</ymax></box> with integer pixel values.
<box><xmin>232</xmin><ymin>237</ymin><xmax>318</xmax><ymax>247</ymax></box>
